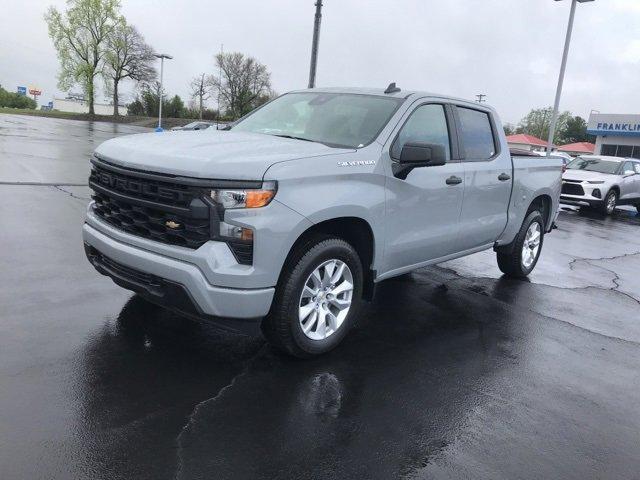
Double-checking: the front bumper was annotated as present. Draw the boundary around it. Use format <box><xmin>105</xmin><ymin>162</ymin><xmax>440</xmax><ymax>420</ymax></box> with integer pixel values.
<box><xmin>82</xmin><ymin>221</ymin><xmax>275</xmax><ymax>327</ymax></box>
<box><xmin>560</xmin><ymin>194</ymin><xmax>604</xmax><ymax>207</ymax></box>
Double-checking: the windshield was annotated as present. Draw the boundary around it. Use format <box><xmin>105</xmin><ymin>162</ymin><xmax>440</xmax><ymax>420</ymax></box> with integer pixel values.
<box><xmin>566</xmin><ymin>157</ymin><xmax>621</xmax><ymax>174</ymax></box>
<box><xmin>231</xmin><ymin>92</ymin><xmax>404</xmax><ymax>148</ymax></box>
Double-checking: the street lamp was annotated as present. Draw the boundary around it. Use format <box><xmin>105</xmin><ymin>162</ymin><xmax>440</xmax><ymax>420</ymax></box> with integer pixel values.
<box><xmin>154</xmin><ymin>53</ymin><xmax>173</xmax><ymax>132</ymax></box>
<box><xmin>546</xmin><ymin>0</ymin><xmax>595</xmax><ymax>155</ymax></box>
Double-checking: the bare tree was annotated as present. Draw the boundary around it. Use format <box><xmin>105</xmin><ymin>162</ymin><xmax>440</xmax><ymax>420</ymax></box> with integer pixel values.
<box><xmin>45</xmin><ymin>0</ymin><xmax>120</xmax><ymax>115</ymax></box>
<box><xmin>104</xmin><ymin>22</ymin><xmax>156</xmax><ymax>116</ymax></box>
<box><xmin>190</xmin><ymin>73</ymin><xmax>213</xmax><ymax>120</ymax></box>
<box><xmin>210</xmin><ymin>52</ymin><xmax>272</xmax><ymax>119</ymax></box>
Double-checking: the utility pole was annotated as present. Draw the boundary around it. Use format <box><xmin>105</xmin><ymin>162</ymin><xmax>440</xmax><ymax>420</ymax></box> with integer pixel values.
<box><xmin>154</xmin><ymin>53</ymin><xmax>173</xmax><ymax>132</ymax></box>
<box><xmin>476</xmin><ymin>94</ymin><xmax>486</xmax><ymax>103</ymax></box>
<box><xmin>217</xmin><ymin>43</ymin><xmax>223</xmax><ymax>129</ymax></box>
<box><xmin>308</xmin><ymin>0</ymin><xmax>323</xmax><ymax>88</ymax></box>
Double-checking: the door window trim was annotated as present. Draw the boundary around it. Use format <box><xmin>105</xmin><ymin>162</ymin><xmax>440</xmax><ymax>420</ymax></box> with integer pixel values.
<box><xmin>389</xmin><ymin>102</ymin><xmax>460</xmax><ymax>163</ymax></box>
<box><xmin>451</xmin><ymin>104</ymin><xmax>501</xmax><ymax>162</ymax></box>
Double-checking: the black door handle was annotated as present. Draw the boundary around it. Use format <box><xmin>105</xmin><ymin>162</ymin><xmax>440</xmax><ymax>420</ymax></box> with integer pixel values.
<box><xmin>498</xmin><ymin>173</ymin><xmax>511</xmax><ymax>181</ymax></box>
<box><xmin>446</xmin><ymin>175</ymin><xmax>462</xmax><ymax>185</ymax></box>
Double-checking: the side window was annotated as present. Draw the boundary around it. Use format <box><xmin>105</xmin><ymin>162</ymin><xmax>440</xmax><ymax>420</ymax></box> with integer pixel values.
<box><xmin>622</xmin><ymin>161</ymin><xmax>635</xmax><ymax>175</ymax></box>
<box><xmin>457</xmin><ymin>107</ymin><xmax>496</xmax><ymax>160</ymax></box>
<box><xmin>391</xmin><ymin>104</ymin><xmax>451</xmax><ymax>160</ymax></box>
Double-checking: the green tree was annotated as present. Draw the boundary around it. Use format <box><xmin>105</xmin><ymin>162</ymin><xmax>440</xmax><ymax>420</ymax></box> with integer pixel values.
<box><xmin>164</xmin><ymin>95</ymin><xmax>185</xmax><ymax>118</ymax></box>
<box><xmin>0</xmin><ymin>87</ymin><xmax>37</xmax><ymax>109</ymax></box>
<box><xmin>129</xmin><ymin>83</ymin><xmax>185</xmax><ymax>118</ymax></box>
<box><xmin>503</xmin><ymin>123</ymin><xmax>516</xmax><ymax>136</ymax></box>
<box><xmin>45</xmin><ymin>0</ymin><xmax>121</xmax><ymax>115</ymax></box>
<box><xmin>559</xmin><ymin>116</ymin><xmax>595</xmax><ymax>144</ymax></box>
<box><xmin>103</xmin><ymin>21</ymin><xmax>156</xmax><ymax>116</ymax></box>
<box><xmin>518</xmin><ymin>107</ymin><xmax>571</xmax><ymax>144</ymax></box>
<box><xmin>210</xmin><ymin>52</ymin><xmax>272</xmax><ymax>118</ymax></box>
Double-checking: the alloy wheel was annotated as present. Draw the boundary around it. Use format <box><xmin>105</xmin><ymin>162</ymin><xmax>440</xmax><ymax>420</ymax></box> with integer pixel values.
<box><xmin>298</xmin><ymin>259</ymin><xmax>354</xmax><ymax>340</ymax></box>
<box><xmin>522</xmin><ymin>222</ymin><xmax>541</xmax><ymax>269</ymax></box>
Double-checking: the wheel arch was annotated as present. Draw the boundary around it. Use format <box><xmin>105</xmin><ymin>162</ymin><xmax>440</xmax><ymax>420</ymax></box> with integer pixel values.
<box><xmin>527</xmin><ymin>194</ymin><xmax>553</xmax><ymax>231</ymax></box>
<box><xmin>280</xmin><ymin>216</ymin><xmax>377</xmax><ymax>300</ymax></box>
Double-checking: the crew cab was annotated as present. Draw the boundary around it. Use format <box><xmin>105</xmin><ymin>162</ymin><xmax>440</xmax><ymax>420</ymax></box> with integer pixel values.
<box><xmin>83</xmin><ymin>86</ymin><xmax>562</xmax><ymax>357</ymax></box>
<box><xmin>560</xmin><ymin>155</ymin><xmax>640</xmax><ymax>214</ymax></box>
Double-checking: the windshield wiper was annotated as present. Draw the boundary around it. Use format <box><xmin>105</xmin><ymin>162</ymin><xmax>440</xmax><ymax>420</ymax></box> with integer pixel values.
<box><xmin>272</xmin><ymin>134</ymin><xmax>316</xmax><ymax>143</ymax></box>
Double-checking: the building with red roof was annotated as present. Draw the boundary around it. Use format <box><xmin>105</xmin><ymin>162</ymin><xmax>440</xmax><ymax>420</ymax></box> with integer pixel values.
<box><xmin>557</xmin><ymin>142</ymin><xmax>595</xmax><ymax>156</ymax></box>
<box><xmin>506</xmin><ymin>134</ymin><xmax>553</xmax><ymax>153</ymax></box>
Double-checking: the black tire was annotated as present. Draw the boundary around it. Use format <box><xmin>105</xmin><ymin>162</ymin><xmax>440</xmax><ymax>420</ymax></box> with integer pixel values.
<box><xmin>262</xmin><ymin>235</ymin><xmax>363</xmax><ymax>358</ymax></box>
<box><xmin>601</xmin><ymin>189</ymin><xmax>617</xmax><ymax>215</ymax></box>
<box><xmin>496</xmin><ymin>210</ymin><xmax>545</xmax><ymax>278</ymax></box>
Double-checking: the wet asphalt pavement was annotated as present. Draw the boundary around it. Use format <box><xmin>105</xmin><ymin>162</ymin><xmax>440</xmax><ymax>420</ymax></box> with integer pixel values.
<box><xmin>1</xmin><ymin>114</ymin><xmax>639</xmax><ymax>480</ymax></box>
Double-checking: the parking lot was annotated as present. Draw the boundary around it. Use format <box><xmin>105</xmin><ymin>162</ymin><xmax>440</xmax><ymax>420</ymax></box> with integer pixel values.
<box><xmin>1</xmin><ymin>114</ymin><xmax>640</xmax><ymax>480</ymax></box>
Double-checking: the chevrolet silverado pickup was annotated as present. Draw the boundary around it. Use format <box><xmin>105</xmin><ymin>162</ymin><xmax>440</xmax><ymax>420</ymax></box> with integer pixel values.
<box><xmin>83</xmin><ymin>86</ymin><xmax>562</xmax><ymax>357</ymax></box>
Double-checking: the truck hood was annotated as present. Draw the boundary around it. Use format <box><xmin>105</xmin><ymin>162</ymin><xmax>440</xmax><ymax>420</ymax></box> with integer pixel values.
<box><xmin>563</xmin><ymin>169</ymin><xmax>619</xmax><ymax>182</ymax></box>
<box><xmin>94</xmin><ymin>130</ymin><xmax>353</xmax><ymax>180</ymax></box>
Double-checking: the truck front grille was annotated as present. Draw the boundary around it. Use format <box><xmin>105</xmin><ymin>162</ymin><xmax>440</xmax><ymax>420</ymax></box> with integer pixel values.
<box><xmin>561</xmin><ymin>182</ymin><xmax>585</xmax><ymax>196</ymax></box>
<box><xmin>89</xmin><ymin>159</ymin><xmax>211</xmax><ymax>249</ymax></box>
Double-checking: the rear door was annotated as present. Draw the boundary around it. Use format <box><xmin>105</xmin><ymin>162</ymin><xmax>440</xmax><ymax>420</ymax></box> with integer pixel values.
<box><xmin>620</xmin><ymin>161</ymin><xmax>640</xmax><ymax>201</ymax></box>
<box><xmin>454</xmin><ymin>106</ymin><xmax>513</xmax><ymax>252</ymax></box>
<box><xmin>381</xmin><ymin>102</ymin><xmax>465</xmax><ymax>274</ymax></box>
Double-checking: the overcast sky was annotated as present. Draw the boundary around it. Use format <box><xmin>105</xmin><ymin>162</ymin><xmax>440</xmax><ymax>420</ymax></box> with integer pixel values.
<box><xmin>1</xmin><ymin>0</ymin><xmax>639</xmax><ymax>124</ymax></box>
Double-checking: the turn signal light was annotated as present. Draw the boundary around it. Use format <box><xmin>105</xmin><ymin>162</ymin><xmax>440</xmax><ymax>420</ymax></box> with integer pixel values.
<box><xmin>246</xmin><ymin>190</ymin><xmax>276</xmax><ymax>208</ymax></box>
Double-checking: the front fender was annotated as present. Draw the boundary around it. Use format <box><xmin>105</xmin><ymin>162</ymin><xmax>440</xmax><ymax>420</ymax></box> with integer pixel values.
<box><xmin>264</xmin><ymin>149</ymin><xmax>386</xmax><ymax>271</ymax></box>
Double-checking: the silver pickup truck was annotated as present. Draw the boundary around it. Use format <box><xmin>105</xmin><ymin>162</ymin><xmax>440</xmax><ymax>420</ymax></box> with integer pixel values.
<box><xmin>83</xmin><ymin>86</ymin><xmax>562</xmax><ymax>357</ymax></box>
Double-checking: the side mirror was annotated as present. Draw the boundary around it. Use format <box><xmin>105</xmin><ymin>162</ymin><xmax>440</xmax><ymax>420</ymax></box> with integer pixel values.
<box><xmin>624</xmin><ymin>170</ymin><xmax>636</xmax><ymax>177</ymax></box>
<box><xmin>393</xmin><ymin>142</ymin><xmax>447</xmax><ymax>179</ymax></box>
<box><xmin>399</xmin><ymin>142</ymin><xmax>447</xmax><ymax>166</ymax></box>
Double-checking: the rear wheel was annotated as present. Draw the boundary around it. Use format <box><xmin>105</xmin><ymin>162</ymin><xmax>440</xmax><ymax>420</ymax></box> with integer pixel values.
<box><xmin>262</xmin><ymin>236</ymin><xmax>363</xmax><ymax>358</ymax></box>
<box><xmin>496</xmin><ymin>210</ymin><xmax>545</xmax><ymax>278</ymax></box>
<box><xmin>601</xmin><ymin>190</ymin><xmax>617</xmax><ymax>215</ymax></box>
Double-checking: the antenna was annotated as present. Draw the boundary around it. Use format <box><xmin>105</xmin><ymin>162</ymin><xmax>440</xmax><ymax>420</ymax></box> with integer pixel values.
<box><xmin>384</xmin><ymin>82</ymin><xmax>401</xmax><ymax>94</ymax></box>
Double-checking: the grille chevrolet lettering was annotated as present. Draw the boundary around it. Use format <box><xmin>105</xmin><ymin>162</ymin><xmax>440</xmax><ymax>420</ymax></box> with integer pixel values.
<box><xmin>95</xmin><ymin>170</ymin><xmax>190</xmax><ymax>204</ymax></box>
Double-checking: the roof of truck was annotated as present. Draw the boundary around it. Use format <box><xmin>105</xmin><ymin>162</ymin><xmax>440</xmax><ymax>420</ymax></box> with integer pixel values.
<box><xmin>288</xmin><ymin>87</ymin><xmax>482</xmax><ymax>107</ymax></box>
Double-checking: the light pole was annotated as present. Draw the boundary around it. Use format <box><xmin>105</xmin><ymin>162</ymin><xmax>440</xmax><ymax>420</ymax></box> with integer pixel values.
<box><xmin>154</xmin><ymin>53</ymin><xmax>173</xmax><ymax>132</ymax></box>
<box><xmin>546</xmin><ymin>0</ymin><xmax>594</xmax><ymax>155</ymax></box>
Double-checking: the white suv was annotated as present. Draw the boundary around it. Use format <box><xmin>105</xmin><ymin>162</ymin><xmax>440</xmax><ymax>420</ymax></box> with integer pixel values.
<box><xmin>561</xmin><ymin>155</ymin><xmax>640</xmax><ymax>214</ymax></box>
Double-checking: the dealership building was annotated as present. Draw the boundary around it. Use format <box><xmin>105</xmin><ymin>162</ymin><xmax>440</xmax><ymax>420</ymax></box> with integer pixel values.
<box><xmin>587</xmin><ymin>112</ymin><xmax>640</xmax><ymax>159</ymax></box>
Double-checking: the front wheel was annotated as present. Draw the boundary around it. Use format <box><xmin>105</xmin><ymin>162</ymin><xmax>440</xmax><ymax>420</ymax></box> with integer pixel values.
<box><xmin>262</xmin><ymin>236</ymin><xmax>363</xmax><ymax>358</ymax></box>
<box><xmin>601</xmin><ymin>190</ymin><xmax>617</xmax><ymax>215</ymax></box>
<box><xmin>496</xmin><ymin>210</ymin><xmax>545</xmax><ymax>278</ymax></box>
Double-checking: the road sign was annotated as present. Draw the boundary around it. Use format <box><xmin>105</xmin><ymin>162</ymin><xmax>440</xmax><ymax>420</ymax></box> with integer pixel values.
<box><xmin>17</xmin><ymin>86</ymin><xmax>27</xmax><ymax>96</ymax></box>
<box><xmin>29</xmin><ymin>88</ymin><xmax>42</xmax><ymax>96</ymax></box>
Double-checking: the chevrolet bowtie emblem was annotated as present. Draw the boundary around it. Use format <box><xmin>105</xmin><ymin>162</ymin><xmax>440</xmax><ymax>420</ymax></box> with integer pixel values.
<box><xmin>165</xmin><ymin>220</ymin><xmax>181</xmax><ymax>229</ymax></box>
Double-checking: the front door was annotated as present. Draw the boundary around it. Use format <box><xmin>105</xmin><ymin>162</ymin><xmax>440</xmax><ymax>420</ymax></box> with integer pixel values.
<box><xmin>619</xmin><ymin>161</ymin><xmax>640</xmax><ymax>202</ymax></box>
<box><xmin>382</xmin><ymin>103</ymin><xmax>465</xmax><ymax>275</ymax></box>
<box><xmin>454</xmin><ymin>105</ymin><xmax>512</xmax><ymax>252</ymax></box>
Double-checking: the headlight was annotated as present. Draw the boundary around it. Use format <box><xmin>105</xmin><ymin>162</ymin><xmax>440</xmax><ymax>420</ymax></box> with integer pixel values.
<box><xmin>587</xmin><ymin>180</ymin><xmax>605</xmax><ymax>184</ymax></box>
<box><xmin>210</xmin><ymin>181</ymin><xmax>277</xmax><ymax>209</ymax></box>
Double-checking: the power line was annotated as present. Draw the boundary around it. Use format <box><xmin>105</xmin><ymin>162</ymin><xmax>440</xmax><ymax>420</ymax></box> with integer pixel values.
<box><xmin>476</xmin><ymin>94</ymin><xmax>487</xmax><ymax>103</ymax></box>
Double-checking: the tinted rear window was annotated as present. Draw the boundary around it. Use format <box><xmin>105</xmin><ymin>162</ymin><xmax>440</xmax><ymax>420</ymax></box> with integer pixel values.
<box><xmin>457</xmin><ymin>107</ymin><xmax>496</xmax><ymax>160</ymax></box>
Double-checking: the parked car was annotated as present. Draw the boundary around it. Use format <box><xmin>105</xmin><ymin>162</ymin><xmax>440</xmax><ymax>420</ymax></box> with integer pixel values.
<box><xmin>560</xmin><ymin>155</ymin><xmax>640</xmax><ymax>214</ymax></box>
<box><xmin>532</xmin><ymin>150</ymin><xmax>573</xmax><ymax>163</ymax></box>
<box><xmin>83</xmin><ymin>86</ymin><xmax>562</xmax><ymax>357</ymax></box>
<box><xmin>171</xmin><ymin>121</ymin><xmax>214</xmax><ymax>131</ymax></box>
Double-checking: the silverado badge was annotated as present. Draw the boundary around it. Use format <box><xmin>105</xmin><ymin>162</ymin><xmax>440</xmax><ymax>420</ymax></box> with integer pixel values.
<box><xmin>165</xmin><ymin>220</ymin><xmax>181</xmax><ymax>229</ymax></box>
